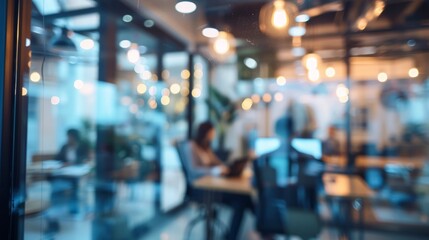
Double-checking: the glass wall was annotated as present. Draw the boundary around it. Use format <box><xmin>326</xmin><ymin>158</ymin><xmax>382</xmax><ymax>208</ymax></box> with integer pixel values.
<box><xmin>24</xmin><ymin>1</ymin><xmax>196</xmax><ymax>239</ymax></box>
<box><xmin>11</xmin><ymin>0</ymin><xmax>429</xmax><ymax>239</ymax></box>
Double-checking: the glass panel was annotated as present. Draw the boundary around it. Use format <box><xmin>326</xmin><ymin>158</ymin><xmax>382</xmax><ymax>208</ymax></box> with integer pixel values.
<box><xmin>21</xmin><ymin>0</ymin><xmax>429</xmax><ymax>239</ymax></box>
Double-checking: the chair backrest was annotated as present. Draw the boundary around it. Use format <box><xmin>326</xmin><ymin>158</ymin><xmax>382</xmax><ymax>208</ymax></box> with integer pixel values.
<box><xmin>175</xmin><ymin>141</ymin><xmax>194</xmax><ymax>198</ymax></box>
<box><xmin>253</xmin><ymin>155</ymin><xmax>321</xmax><ymax>238</ymax></box>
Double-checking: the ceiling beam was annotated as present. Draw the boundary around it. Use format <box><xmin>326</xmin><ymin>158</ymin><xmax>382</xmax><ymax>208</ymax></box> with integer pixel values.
<box><xmin>37</xmin><ymin>7</ymin><xmax>99</xmax><ymax>22</ymax></box>
<box><xmin>394</xmin><ymin>0</ymin><xmax>424</xmax><ymax>24</ymax></box>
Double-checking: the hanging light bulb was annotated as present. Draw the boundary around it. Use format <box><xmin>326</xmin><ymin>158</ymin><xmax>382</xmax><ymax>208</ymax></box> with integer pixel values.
<box><xmin>271</xmin><ymin>1</ymin><xmax>288</xmax><ymax>29</ymax></box>
<box><xmin>209</xmin><ymin>31</ymin><xmax>236</xmax><ymax>61</ymax></box>
<box><xmin>308</xmin><ymin>69</ymin><xmax>320</xmax><ymax>82</ymax></box>
<box><xmin>127</xmin><ymin>43</ymin><xmax>140</xmax><ymax>63</ymax></box>
<box><xmin>259</xmin><ymin>0</ymin><xmax>298</xmax><ymax>38</ymax></box>
<box><xmin>302</xmin><ymin>52</ymin><xmax>322</xmax><ymax>70</ymax></box>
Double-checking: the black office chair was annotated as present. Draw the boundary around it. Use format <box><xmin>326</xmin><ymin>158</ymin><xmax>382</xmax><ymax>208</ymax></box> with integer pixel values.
<box><xmin>253</xmin><ymin>156</ymin><xmax>321</xmax><ymax>240</ymax></box>
<box><xmin>175</xmin><ymin>141</ymin><xmax>227</xmax><ymax>240</ymax></box>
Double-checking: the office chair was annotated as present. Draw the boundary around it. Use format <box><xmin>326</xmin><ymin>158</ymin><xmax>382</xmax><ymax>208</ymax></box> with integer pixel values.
<box><xmin>253</xmin><ymin>156</ymin><xmax>321</xmax><ymax>239</ymax></box>
<box><xmin>176</xmin><ymin>141</ymin><xmax>227</xmax><ymax>240</ymax></box>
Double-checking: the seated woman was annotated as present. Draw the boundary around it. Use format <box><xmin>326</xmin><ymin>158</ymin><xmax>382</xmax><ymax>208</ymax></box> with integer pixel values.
<box><xmin>190</xmin><ymin>121</ymin><xmax>253</xmax><ymax>240</ymax></box>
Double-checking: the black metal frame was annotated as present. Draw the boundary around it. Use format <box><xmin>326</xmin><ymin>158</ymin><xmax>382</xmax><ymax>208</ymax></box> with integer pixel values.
<box><xmin>0</xmin><ymin>0</ymin><xmax>31</xmax><ymax>239</ymax></box>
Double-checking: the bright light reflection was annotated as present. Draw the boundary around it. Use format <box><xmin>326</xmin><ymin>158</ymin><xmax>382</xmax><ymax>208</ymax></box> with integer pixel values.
<box><xmin>30</xmin><ymin>72</ymin><xmax>41</xmax><ymax>82</ymax></box>
<box><xmin>408</xmin><ymin>68</ymin><xmax>419</xmax><ymax>78</ymax></box>
<box><xmin>202</xmin><ymin>27</ymin><xmax>219</xmax><ymax>38</ymax></box>
<box><xmin>74</xmin><ymin>80</ymin><xmax>84</xmax><ymax>90</ymax></box>
<box><xmin>80</xmin><ymin>39</ymin><xmax>94</xmax><ymax>50</ymax></box>
<box><xmin>175</xmin><ymin>1</ymin><xmax>197</xmax><ymax>14</ymax></box>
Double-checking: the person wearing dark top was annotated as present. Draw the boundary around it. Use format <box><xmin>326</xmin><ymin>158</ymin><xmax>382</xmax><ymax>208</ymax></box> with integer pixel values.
<box><xmin>54</xmin><ymin>128</ymin><xmax>89</xmax><ymax>214</ymax></box>
<box><xmin>56</xmin><ymin>128</ymin><xmax>89</xmax><ymax>165</ymax></box>
<box><xmin>189</xmin><ymin>121</ymin><xmax>254</xmax><ymax>240</ymax></box>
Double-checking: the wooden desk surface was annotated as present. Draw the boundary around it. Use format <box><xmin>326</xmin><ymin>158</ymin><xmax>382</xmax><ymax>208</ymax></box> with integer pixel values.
<box><xmin>323</xmin><ymin>173</ymin><xmax>375</xmax><ymax>199</ymax></box>
<box><xmin>193</xmin><ymin>175</ymin><xmax>254</xmax><ymax>195</ymax></box>
<box><xmin>323</xmin><ymin>156</ymin><xmax>426</xmax><ymax>169</ymax></box>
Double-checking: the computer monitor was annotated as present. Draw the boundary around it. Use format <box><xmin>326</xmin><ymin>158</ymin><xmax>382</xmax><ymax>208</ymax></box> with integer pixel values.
<box><xmin>255</xmin><ymin>138</ymin><xmax>281</xmax><ymax>156</ymax></box>
<box><xmin>291</xmin><ymin>138</ymin><xmax>323</xmax><ymax>160</ymax></box>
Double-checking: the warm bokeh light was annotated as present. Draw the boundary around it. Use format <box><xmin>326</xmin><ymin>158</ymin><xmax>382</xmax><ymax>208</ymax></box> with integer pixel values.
<box><xmin>80</xmin><ymin>39</ymin><xmax>94</xmax><ymax>50</ymax></box>
<box><xmin>339</xmin><ymin>95</ymin><xmax>349</xmax><ymax>103</ymax></box>
<box><xmin>302</xmin><ymin>53</ymin><xmax>322</xmax><ymax>70</ymax></box>
<box><xmin>377</xmin><ymin>72</ymin><xmax>388</xmax><ymax>82</ymax></box>
<box><xmin>276</xmin><ymin>76</ymin><xmax>286</xmax><ymax>86</ymax></box>
<box><xmin>241</xmin><ymin>98</ymin><xmax>253</xmax><ymax>111</ymax></box>
<box><xmin>22</xmin><ymin>87</ymin><xmax>27</xmax><ymax>96</ymax></box>
<box><xmin>181</xmin><ymin>69</ymin><xmax>190</xmax><ymax>79</ymax></box>
<box><xmin>74</xmin><ymin>80</ymin><xmax>84</xmax><ymax>90</ymax></box>
<box><xmin>127</xmin><ymin>44</ymin><xmax>140</xmax><ymax>63</ymax></box>
<box><xmin>271</xmin><ymin>1</ymin><xmax>288</xmax><ymax>29</ymax></box>
<box><xmin>325</xmin><ymin>67</ymin><xmax>336</xmax><ymax>78</ymax></box>
<box><xmin>408</xmin><ymin>68</ymin><xmax>419</xmax><ymax>78</ymax></box>
<box><xmin>336</xmin><ymin>84</ymin><xmax>349</xmax><ymax>98</ymax></box>
<box><xmin>170</xmin><ymin>83</ymin><xmax>181</xmax><ymax>94</ymax></box>
<box><xmin>262</xmin><ymin>93</ymin><xmax>272</xmax><ymax>103</ymax></box>
<box><xmin>162</xmin><ymin>88</ymin><xmax>170</xmax><ymax>96</ymax></box>
<box><xmin>137</xmin><ymin>83</ymin><xmax>147</xmax><ymax>94</ymax></box>
<box><xmin>30</xmin><ymin>72</ymin><xmax>41</xmax><ymax>82</ymax></box>
<box><xmin>140</xmin><ymin>70</ymin><xmax>152</xmax><ymax>80</ymax></box>
<box><xmin>274</xmin><ymin>92</ymin><xmax>284</xmax><ymax>102</ymax></box>
<box><xmin>191</xmin><ymin>88</ymin><xmax>201</xmax><ymax>98</ymax></box>
<box><xmin>50</xmin><ymin>96</ymin><xmax>60</xmax><ymax>105</ymax></box>
<box><xmin>213</xmin><ymin>36</ymin><xmax>230</xmax><ymax>55</ymax></box>
<box><xmin>161</xmin><ymin>96</ymin><xmax>170</xmax><ymax>106</ymax></box>
<box><xmin>251</xmin><ymin>94</ymin><xmax>261</xmax><ymax>104</ymax></box>
<box><xmin>149</xmin><ymin>99</ymin><xmax>157</xmax><ymax>109</ymax></box>
<box><xmin>308</xmin><ymin>69</ymin><xmax>320</xmax><ymax>82</ymax></box>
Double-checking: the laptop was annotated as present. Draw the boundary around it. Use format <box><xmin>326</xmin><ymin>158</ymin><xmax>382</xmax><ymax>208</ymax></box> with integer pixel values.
<box><xmin>225</xmin><ymin>157</ymin><xmax>249</xmax><ymax>177</ymax></box>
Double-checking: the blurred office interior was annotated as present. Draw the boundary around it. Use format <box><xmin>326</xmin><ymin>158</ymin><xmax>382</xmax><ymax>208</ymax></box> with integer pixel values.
<box><xmin>1</xmin><ymin>0</ymin><xmax>429</xmax><ymax>239</ymax></box>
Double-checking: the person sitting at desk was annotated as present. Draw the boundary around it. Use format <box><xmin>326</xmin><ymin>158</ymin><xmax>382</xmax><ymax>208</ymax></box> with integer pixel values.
<box><xmin>56</xmin><ymin>128</ymin><xmax>89</xmax><ymax>165</ymax></box>
<box><xmin>54</xmin><ymin>128</ymin><xmax>89</xmax><ymax>214</ymax></box>
<box><xmin>190</xmin><ymin>121</ymin><xmax>253</xmax><ymax>240</ymax></box>
<box><xmin>322</xmin><ymin>126</ymin><xmax>341</xmax><ymax>156</ymax></box>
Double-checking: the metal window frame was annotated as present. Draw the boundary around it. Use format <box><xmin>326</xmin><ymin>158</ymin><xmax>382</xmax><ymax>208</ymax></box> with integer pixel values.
<box><xmin>0</xmin><ymin>0</ymin><xmax>31</xmax><ymax>239</ymax></box>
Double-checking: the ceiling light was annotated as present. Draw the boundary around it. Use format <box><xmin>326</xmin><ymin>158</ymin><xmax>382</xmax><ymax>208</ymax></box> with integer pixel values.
<box><xmin>308</xmin><ymin>69</ymin><xmax>320</xmax><ymax>82</ymax></box>
<box><xmin>50</xmin><ymin>28</ymin><xmax>76</xmax><ymax>52</ymax></box>
<box><xmin>288</xmin><ymin>25</ymin><xmax>306</xmax><ymax>37</ymax></box>
<box><xmin>122</xmin><ymin>15</ymin><xmax>133</xmax><ymax>23</ymax></box>
<box><xmin>295</xmin><ymin>14</ymin><xmax>310</xmax><ymax>23</ymax></box>
<box><xmin>80</xmin><ymin>38</ymin><xmax>94</xmax><ymax>50</ymax></box>
<box><xmin>408</xmin><ymin>68</ymin><xmax>419</xmax><ymax>78</ymax></box>
<box><xmin>209</xmin><ymin>31</ymin><xmax>236</xmax><ymax>61</ymax></box>
<box><xmin>325</xmin><ymin>67</ymin><xmax>336</xmax><ymax>78</ymax></box>
<box><xmin>144</xmin><ymin>20</ymin><xmax>155</xmax><ymax>28</ymax></box>
<box><xmin>276</xmin><ymin>76</ymin><xmax>286</xmax><ymax>86</ymax></box>
<box><xmin>244</xmin><ymin>58</ymin><xmax>258</xmax><ymax>69</ymax></box>
<box><xmin>259</xmin><ymin>0</ymin><xmax>298</xmax><ymax>38</ymax></box>
<box><xmin>302</xmin><ymin>52</ymin><xmax>322</xmax><ymax>70</ymax></box>
<box><xmin>119</xmin><ymin>40</ymin><xmax>131</xmax><ymax>48</ymax></box>
<box><xmin>377</xmin><ymin>72</ymin><xmax>388</xmax><ymax>82</ymax></box>
<box><xmin>202</xmin><ymin>27</ymin><xmax>219</xmax><ymax>38</ymax></box>
<box><xmin>175</xmin><ymin>1</ymin><xmax>197</xmax><ymax>14</ymax></box>
<box><xmin>127</xmin><ymin>44</ymin><xmax>140</xmax><ymax>63</ymax></box>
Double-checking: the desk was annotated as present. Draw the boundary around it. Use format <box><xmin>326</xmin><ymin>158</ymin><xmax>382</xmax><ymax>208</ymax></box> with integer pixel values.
<box><xmin>323</xmin><ymin>156</ymin><xmax>426</xmax><ymax>170</ymax></box>
<box><xmin>323</xmin><ymin>173</ymin><xmax>374</xmax><ymax>240</ymax></box>
<box><xmin>193</xmin><ymin>175</ymin><xmax>253</xmax><ymax>195</ymax></box>
<box><xmin>193</xmin><ymin>175</ymin><xmax>253</xmax><ymax>240</ymax></box>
